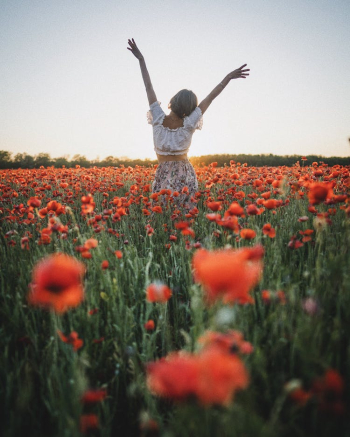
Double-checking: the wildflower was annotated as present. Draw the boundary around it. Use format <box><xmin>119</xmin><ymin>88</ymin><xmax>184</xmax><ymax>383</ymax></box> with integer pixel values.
<box><xmin>262</xmin><ymin>223</ymin><xmax>276</xmax><ymax>238</ymax></box>
<box><xmin>307</xmin><ymin>182</ymin><xmax>333</xmax><ymax>205</ymax></box>
<box><xmin>151</xmin><ymin>206</ymin><xmax>163</xmax><ymax>214</ymax></box>
<box><xmin>192</xmin><ymin>246</ymin><xmax>263</xmax><ymax>305</ymax></box>
<box><xmin>207</xmin><ymin>201</ymin><xmax>222</xmax><ymax>211</ymax></box>
<box><xmin>84</xmin><ymin>238</ymin><xmax>98</xmax><ymax>249</ymax></box>
<box><xmin>146</xmin><ymin>225</ymin><xmax>154</xmax><ymax>236</ymax></box>
<box><xmin>174</xmin><ymin>221</ymin><xmax>191</xmax><ymax>230</ymax></box>
<box><xmin>263</xmin><ymin>199</ymin><xmax>280</xmax><ymax>210</ymax></box>
<box><xmin>146</xmin><ymin>352</ymin><xmax>199</xmax><ymax>402</ymax></box>
<box><xmin>57</xmin><ymin>330</ymin><xmax>83</xmax><ymax>351</ymax></box>
<box><xmin>261</xmin><ymin>290</ymin><xmax>271</xmax><ymax>304</ymax></box>
<box><xmin>81</xmin><ymin>389</ymin><xmax>107</xmax><ymax>404</ymax></box>
<box><xmin>28</xmin><ymin>253</ymin><xmax>85</xmax><ymax>313</ymax></box>
<box><xmin>302</xmin><ymin>298</ymin><xmax>319</xmax><ymax>315</ymax></box>
<box><xmin>240</xmin><ymin>228</ymin><xmax>256</xmax><ymax>240</ymax></box>
<box><xmin>206</xmin><ymin>213</ymin><xmax>221</xmax><ymax>221</ymax></box>
<box><xmin>144</xmin><ymin>320</ymin><xmax>155</xmax><ymax>331</ymax></box>
<box><xmin>181</xmin><ymin>227</ymin><xmax>195</xmax><ymax>238</ymax></box>
<box><xmin>276</xmin><ymin>290</ymin><xmax>286</xmax><ymax>304</ymax></box>
<box><xmin>246</xmin><ymin>204</ymin><xmax>260</xmax><ymax>215</ymax></box>
<box><xmin>146</xmin><ymin>282</ymin><xmax>172</xmax><ymax>303</ymax></box>
<box><xmin>80</xmin><ymin>414</ymin><xmax>99</xmax><ymax>434</ymax></box>
<box><xmin>312</xmin><ymin>369</ymin><xmax>345</xmax><ymax>415</ymax></box>
<box><xmin>216</xmin><ymin>215</ymin><xmax>239</xmax><ymax>232</ymax></box>
<box><xmin>287</xmin><ymin>236</ymin><xmax>303</xmax><ymax>249</ymax></box>
<box><xmin>225</xmin><ymin>202</ymin><xmax>244</xmax><ymax>216</ymax></box>
<box><xmin>21</xmin><ymin>236</ymin><xmax>30</xmax><ymax>250</ymax></box>
<box><xmin>101</xmin><ymin>260</ymin><xmax>109</xmax><ymax>270</ymax></box>
<box><xmin>288</xmin><ymin>387</ymin><xmax>312</xmax><ymax>406</ymax></box>
<box><xmin>140</xmin><ymin>415</ymin><xmax>159</xmax><ymax>436</ymax></box>
<box><xmin>198</xmin><ymin>330</ymin><xmax>254</xmax><ymax>355</ymax></box>
<box><xmin>88</xmin><ymin>308</ymin><xmax>99</xmax><ymax>315</ymax></box>
<box><xmin>81</xmin><ymin>194</ymin><xmax>95</xmax><ymax>215</ymax></box>
<box><xmin>146</xmin><ymin>347</ymin><xmax>249</xmax><ymax>406</ymax></box>
<box><xmin>114</xmin><ymin>250</ymin><xmax>123</xmax><ymax>259</ymax></box>
<box><xmin>27</xmin><ymin>197</ymin><xmax>41</xmax><ymax>208</ymax></box>
<box><xmin>195</xmin><ymin>348</ymin><xmax>249</xmax><ymax>406</ymax></box>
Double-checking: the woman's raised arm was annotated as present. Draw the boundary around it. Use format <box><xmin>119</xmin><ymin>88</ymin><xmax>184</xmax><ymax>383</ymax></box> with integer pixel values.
<box><xmin>127</xmin><ymin>38</ymin><xmax>157</xmax><ymax>106</ymax></box>
<box><xmin>198</xmin><ymin>64</ymin><xmax>250</xmax><ymax>115</ymax></box>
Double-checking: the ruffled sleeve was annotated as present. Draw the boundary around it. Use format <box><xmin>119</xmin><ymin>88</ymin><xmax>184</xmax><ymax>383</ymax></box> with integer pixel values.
<box><xmin>184</xmin><ymin>106</ymin><xmax>203</xmax><ymax>131</ymax></box>
<box><xmin>146</xmin><ymin>101</ymin><xmax>165</xmax><ymax>126</ymax></box>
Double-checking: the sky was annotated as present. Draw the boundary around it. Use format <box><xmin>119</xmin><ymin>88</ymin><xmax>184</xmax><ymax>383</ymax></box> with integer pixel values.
<box><xmin>1</xmin><ymin>0</ymin><xmax>349</xmax><ymax>161</ymax></box>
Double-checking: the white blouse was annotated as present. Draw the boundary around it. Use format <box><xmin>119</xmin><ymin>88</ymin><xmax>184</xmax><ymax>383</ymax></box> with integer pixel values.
<box><xmin>147</xmin><ymin>101</ymin><xmax>203</xmax><ymax>155</ymax></box>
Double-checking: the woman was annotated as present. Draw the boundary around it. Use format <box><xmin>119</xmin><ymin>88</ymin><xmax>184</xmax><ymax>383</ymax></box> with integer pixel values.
<box><xmin>127</xmin><ymin>38</ymin><xmax>249</xmax><ymax>209</ymax></box>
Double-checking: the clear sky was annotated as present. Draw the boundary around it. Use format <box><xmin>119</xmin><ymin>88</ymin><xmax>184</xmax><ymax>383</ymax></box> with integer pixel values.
<box><xmin>1</xmin><ymin>0</ymin><xmax>349</xmax><ymax>160</ymax></box>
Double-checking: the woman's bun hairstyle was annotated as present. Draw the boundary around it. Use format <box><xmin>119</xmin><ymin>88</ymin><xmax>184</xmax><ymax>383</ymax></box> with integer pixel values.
<box><xmin>169</xmin><ymin>89</ymin><xmax>198</xmax><ymax>119</ymax></box>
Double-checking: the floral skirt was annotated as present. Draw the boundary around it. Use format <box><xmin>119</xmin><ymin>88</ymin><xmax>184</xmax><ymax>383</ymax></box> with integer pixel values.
<box><xmin>152</xmin><ymin>159</ymin><xmax>198</xmax><ymax>209</ymax></box>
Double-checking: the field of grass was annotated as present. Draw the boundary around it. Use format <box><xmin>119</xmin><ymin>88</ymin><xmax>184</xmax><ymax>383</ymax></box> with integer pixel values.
<box><xmin>0</xmin><ymin>161</ymin><xmax>349</xmax><ymax>437</ymax></box>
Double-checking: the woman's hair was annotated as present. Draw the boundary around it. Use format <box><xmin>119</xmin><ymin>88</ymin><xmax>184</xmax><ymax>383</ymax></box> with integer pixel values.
<box><xmin>168</xmin><ymin>89</ymin><xmax>198</xmax><ymax>118</ymax></box>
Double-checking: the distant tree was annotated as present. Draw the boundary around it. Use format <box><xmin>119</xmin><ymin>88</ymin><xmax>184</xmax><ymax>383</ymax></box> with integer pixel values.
<box><xmin>100</xmin><ymin>155</ymin><xmax>120</xmax><ymax>166</ymax></box>
<box><xmin>71</xmin><ymin>154</ymin><xmax>90</xmax><ymax>167</ymax></box>
<box><xmin>34</xmin><ymin>153</ymin><xmax>52</xmax><ymax>168</ymax></box>
<box><xmin>54</xmin><ymin>156</ymin><xmax>70</xmax><ymax>168</ymax></box>
<box><xmin>14</xmin><ymin>153</ymin><xmax>35</xmax><ymax>168</ymax></box>
<box><xmin>0</xmin><ymin>150</ymin><xmax>13</xmax><ymax>169</ymax></box>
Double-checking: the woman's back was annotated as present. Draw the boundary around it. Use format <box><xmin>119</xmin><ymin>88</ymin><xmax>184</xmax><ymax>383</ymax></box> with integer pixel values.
<box><xmin>147</xmin><ymin>101</ymin><xmax>203</xmax><ymax>156</ymax></box>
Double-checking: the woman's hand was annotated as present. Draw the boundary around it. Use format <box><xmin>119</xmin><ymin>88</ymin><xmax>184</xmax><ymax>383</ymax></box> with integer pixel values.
<box><xmin>127</xmin><ymin>38</ymin><xmax>144</xmax><ymax>61</ymax></box>
<box><xmin>227</xmin><ymin>64</ymin><xmax>250</xmax><ymax>80</ymax></box>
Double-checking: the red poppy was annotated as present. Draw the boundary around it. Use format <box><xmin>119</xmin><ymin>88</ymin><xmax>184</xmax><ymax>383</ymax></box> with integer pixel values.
<box><xmin>146</xmin><ymin>282</ymin><xmax>172</xmax><ymax>303</ymax></box>
<box><xmin>263</xmin><ymin>199</ymin><xmax>280</xmax><ymax>210</ymax></box>
<box><xmin>207</xmin><ymin>201</ymin><xmax>222</xmax><ymax>211</ymax></box>
<box><xmin>262</xmin><ymin>223</ymin><xmax>276</xmax><ymax>238</ymax></box>
<box><xmin>151</xmin><ymin>206</ymin><xmax>163</xmax><ymax>214</ymax></box>
<box><xmin>101</xmin><ymin>260</ymin><xmax>109</xmax><ymax>270</ymax></box>
<box><xmin>28</xmin><ymin>253</ymin><xmax>85</xmax><ymax>313</ymax></box>
<box><xmin>192</xmin><ymin>246</ymin><xmax>263</xmax><ymax>305</ymax></box>
<box><xmin>146</xmin><ymin>348</ymin><xmax>249</xmax><ymax>406</ymax></box>
<box><xmin>27</xmin><ymin>197</ymin><xmax>41</xmax><ymax>208</ymax></box>
<box><xmin>81</xmin><ymin>389</ymin><xmax>107</xmax><ymax>404</ymax></box>
<box><xmin>144</xmin><ymin>320</ymin><xmax>155</xmax><ymax>331</ymax></box>
<box><xmin>57</xmin><ymin>330</ymin><xmax>83</xmax><ymax>351</ymax></box>
<box><xmin>195</xmin><ymin>348</ymin><xmax>249</xmax><ymax>406</ymax></box>
<box><xmin>307</xmin><ymin>182</ymin><xmax>333</xmax><ymax>205</ymax></box>
<box><xmin>198</xmin><ymin>330</ymin><xmax>254</xmax><ymax>355</ymax></box>
<box><xmin>146</xmin><ymin>352</ymin><xmax>199</xmax><ymax>401</ymax></box>
<box><xmin>246</xmin><ymin>204</ymin><xmax>260</xmax><ymax>215</ymax></box>
<box><xmin>225</xmin><ymin>202</ymin><xmax>244</xmax><ymax>216</ymax></box>
<box><xmin>80</xmin><ymin>414</ymin><xmax>99</xmax><ymax>434</ymax></box>
<box><xmin>240</xmin><ymin>229</ymin><xmax>256</xmax><ymax>240</ymax></box>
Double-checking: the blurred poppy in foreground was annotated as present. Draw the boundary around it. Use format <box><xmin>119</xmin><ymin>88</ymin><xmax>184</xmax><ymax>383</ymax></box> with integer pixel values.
<box><xmin>146</xmin><ymin>346</ymin><xmax>249</xmax><ymax>406</ymax></box>
<box><xmin>192</xmin><ymin>246</ymin><xmax>264</xmax><ymax>305</ymax></box>
<box><xmin>28</xmin><ymin>253</ymin><xmax>85</xmax><ymax>313</ymax></box>
<box><xmin>307</xmin><ymin>182</ymin><xmax>333</xmax><ymax>205</ymax></box>
<box><xmin>198</xmin><ymin>330</ymin><xmax>254</xmax><ymax>355</ymax></box>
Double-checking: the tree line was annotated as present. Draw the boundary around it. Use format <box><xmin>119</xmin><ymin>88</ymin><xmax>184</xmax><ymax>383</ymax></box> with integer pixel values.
<box><xmin>0</xmin><ymin>151</ymin><xmax>349</xmax><ymax>169</ymax></box>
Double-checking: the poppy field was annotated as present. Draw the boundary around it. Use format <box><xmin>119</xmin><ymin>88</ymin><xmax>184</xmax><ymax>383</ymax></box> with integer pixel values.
<box><xmin>1</xmin><ymin>160</ymin><xmax>350</xmax><ymax>437</ymax></box>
